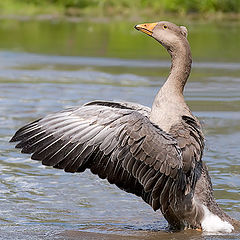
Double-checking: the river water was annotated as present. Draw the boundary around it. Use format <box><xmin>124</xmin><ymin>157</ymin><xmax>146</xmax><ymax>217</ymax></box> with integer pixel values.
<box><xmin>0</xmin><ymin>19</ymin><xmax>240</xmax><ymax>239</ymax></box>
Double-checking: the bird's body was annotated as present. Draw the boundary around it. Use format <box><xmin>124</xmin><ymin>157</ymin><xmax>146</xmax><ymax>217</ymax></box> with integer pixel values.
<box><xmin>10</xmin><ymin>21</ymin><xmax>239</xmax><ymax>233</ymax></box>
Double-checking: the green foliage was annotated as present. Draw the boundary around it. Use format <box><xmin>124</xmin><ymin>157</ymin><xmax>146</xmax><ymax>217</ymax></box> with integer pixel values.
<box><xmin>0</xmin><ymin>0</ymin><xmax>240</xmax><ymax>16</ymax></box>
<box><xmin>137</xmin><ymin>0</ymin><xmax>240</xmax><ymax>13</ymax></box>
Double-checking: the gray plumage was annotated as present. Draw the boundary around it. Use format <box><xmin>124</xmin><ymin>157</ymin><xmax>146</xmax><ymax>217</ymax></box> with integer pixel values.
<box><xmin>10</xmin><ymin>100</ymin><xmax>204</xmax><ymax>229</ymax></box>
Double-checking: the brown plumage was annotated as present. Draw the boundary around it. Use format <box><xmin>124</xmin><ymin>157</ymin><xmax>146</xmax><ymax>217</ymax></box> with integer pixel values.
<box><xmin>10</xmin><ymin>21</ymin><xmax>239</xmax><ymax>232</ymax></box>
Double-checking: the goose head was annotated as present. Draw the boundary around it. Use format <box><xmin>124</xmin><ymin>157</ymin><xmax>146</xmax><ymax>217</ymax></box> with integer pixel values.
<box><xmin>135</xmin><ymin>21</ymin><xmax>189</xmax><ymax>53</ymax></box>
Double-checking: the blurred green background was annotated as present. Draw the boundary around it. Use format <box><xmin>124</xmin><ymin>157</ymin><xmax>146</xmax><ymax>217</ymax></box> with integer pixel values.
<box><xmin>0</xmin><ymin>19</ymin><xmax>239</xmax><ymax>62</ymax></box>
<box><xmin>0</xmin><ymin>0</ymin><xmax>240</xmax><ymax>18</ymax></box>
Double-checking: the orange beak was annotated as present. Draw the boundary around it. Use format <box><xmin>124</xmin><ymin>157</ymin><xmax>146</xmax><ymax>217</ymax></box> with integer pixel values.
<box><xmin>134</xmin><ymin>22</ymin><xmax>158</xmax><ymax>36</ymax></box>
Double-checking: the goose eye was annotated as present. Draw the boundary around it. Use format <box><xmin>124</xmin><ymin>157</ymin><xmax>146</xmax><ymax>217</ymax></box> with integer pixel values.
<box><xmin>163</xmin><ymin>25</ymin><xmax>168</xmax><ymax>29</ymax></box>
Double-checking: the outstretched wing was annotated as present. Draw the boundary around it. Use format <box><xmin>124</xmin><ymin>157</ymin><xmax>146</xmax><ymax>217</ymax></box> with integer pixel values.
<box><xmin>10</xmin><ymin>101</ymin><xmax>186</xmax><ymax>215</ymax></box>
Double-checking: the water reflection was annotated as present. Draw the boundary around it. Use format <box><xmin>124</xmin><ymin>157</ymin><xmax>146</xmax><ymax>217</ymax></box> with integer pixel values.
<box><xmin>0</xmin><ymin>19</ymin><xmax>239</xmax><ymax>61</ymax></box>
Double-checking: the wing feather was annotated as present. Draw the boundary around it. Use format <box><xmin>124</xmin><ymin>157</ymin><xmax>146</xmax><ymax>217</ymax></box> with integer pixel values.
<box><xmin>10</xmin><ymin>100</ymin><xmax>202</xmax><ymax>220</ymax></box>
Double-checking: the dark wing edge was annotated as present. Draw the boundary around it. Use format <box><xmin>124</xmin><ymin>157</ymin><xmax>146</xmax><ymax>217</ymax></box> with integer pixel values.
<box><xmin>84</xmin><ymin>100</ymin><xmax>151</xmax><ymax>116</ymax></box>
<box><xmin>170</xmin><ymin>115</ymin><xmax>205</xmax><ymax>195</ymax></box>
<box><xmin>10</xmin><ymin>101</ymin><xmax>187</xmax><ymax>217</ymax></box>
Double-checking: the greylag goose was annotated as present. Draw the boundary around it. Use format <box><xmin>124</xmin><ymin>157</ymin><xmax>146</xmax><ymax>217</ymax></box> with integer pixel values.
<box><xmin>10</xmin><ymin>21</ymin><xmax>239</xmax><ymax>233</ymax></box>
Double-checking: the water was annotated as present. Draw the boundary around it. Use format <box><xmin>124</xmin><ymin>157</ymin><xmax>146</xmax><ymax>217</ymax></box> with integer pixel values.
<box><xmin>0</xmin><ymin>19</ymin><xmax>240</xmax><ymax>239</ymax></box>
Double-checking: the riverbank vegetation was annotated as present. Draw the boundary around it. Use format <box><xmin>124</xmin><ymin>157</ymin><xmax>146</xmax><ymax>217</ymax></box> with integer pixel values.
<box><xmin>0</xmin><ymin>0</ymin><xmax>240</xmax><ymax>20</ymax></box>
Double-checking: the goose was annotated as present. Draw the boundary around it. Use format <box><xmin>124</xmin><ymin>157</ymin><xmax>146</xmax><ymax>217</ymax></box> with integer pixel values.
<box><xmin>10</xmin><ymin>21</ymin><xmax>240</xmax><ymax>233</ymax></box>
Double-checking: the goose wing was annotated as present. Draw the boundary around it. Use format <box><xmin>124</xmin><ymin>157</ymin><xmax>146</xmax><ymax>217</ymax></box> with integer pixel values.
<box><xmin>10</xmin><ymin>101</ymin><xmax>187</xmax><ymax>213</ymax></box>
<box><xmin>169</xmin><ymin>115</ymin><xmax>204</xmax><ymax>192</ymax></box>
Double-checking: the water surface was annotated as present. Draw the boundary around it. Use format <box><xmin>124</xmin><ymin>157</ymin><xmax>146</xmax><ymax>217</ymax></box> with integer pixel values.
<box><xmin>0</xmin><ymin>19</ymin><xmax>240</xmax><ymax>239</ymax></box>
